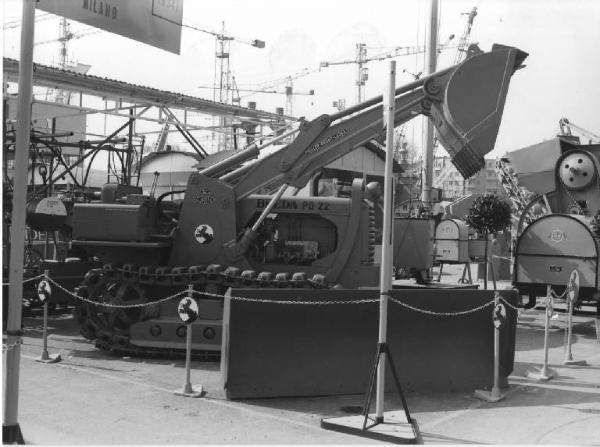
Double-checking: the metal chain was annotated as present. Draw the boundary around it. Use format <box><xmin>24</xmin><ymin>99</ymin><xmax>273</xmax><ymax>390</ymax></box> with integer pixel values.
<box><xmin>498</xmin><ymin>296</ymin><xmax>521</xmax><ymax>311</ymax></box>
<box><xmin>2</xmin><ymin>339</ymin><xmax>23</xmax><ymax>352</ymax></box>
<box><xmin>46</xmin><ymin>277</ymin><xmax>187</xmax><ymax>309</ymax></box>
<box><xmin>46</xmin><ymin>275</ymin><xmax>499</xmax><ymax>312</ymax></box>
<box><xmin>388</xmin><ymin>295</ymin><xmax>495</xmax><ymax>316</ymax></box>
<box><xmin>2</xmin><ymin>273</ymin><xmax>45</xmax><ymax>287</ymax></box>
<box><xmin>549</xmin><ymin>288</ymin><xmax>567</xmax><ymax>300</ymax></box>
<box><xmin>191</xmin><ymin>289</ymin><xmax>380</xmax><ymax>305</ymax></box>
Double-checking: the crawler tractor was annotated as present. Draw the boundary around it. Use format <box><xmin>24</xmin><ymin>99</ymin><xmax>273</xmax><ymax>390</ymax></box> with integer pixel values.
<box><xmin>71</xmin><ymin>44</ymin><xmax>527</xmax><ymax>356</ymax></box>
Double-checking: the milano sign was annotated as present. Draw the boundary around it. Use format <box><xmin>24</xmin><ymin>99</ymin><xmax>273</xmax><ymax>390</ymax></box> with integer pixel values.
<box><xmin>37</xmin><ymin>0</ymin><xmax>183</xmax><ymax>54</ymax></box>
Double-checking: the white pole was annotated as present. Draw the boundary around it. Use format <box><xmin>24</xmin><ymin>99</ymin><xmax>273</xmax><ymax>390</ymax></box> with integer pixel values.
<box><xmin>184</xmin><ymin>284</ymin><xmax>194</xmax><ymax>394</ymax></box>
<box><xmin>3</xmin><ymin>0</ymin><xmax>36</xmax><ymax>436</ymax></box>
<box><xmin>565</xmin><ymin>296</ymin><xmax>574</xmax><ymax>361</ymax></box>
<box><xmin>375</xmin><ymin>60</ymin><xmax>396</xmax><ymax>422</ymax></box>
<box><xmin>491</xmin><ymin>294</ymin><xmax>502</xmax><ymax>399</ymax></box>
<box><xmin>421</xmin><ymin>0</ymin><xmax>439</xmax><ymax>208</ymax></box>
<box><xmin>541</xmin><ymin>285</ymin><xmax>552</xmax><ymax>377</ymax></box>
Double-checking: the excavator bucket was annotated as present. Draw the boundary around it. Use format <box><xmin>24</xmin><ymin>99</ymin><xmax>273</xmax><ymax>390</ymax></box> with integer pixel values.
<box><xmin>433</xmin><ymin>44</ymin><xmax>528</xmax><ymax>178</ymax></box>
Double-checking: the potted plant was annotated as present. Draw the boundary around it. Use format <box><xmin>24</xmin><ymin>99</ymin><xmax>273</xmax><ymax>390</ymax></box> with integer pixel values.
<box><xmin>465</xmin><ymin>194</ymin><xmax>512</xmax><ymax>289</ymax></box>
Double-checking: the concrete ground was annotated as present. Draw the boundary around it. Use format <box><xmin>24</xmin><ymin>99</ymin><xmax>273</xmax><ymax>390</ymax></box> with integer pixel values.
<box><xmin>4</xmin><ymin>264</ymin><xmax>600</xmax><ymax>444</ymax></box>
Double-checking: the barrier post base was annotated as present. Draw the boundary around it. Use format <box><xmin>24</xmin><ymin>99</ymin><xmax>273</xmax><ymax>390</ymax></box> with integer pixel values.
<box><xmin>526</xmin><ymin>366</ymin><xmax>556</xmax><ymax>382</ymax></box>
<box><xmin>473</xmin><ymin>388</ymin><xmax>504</xmax><ymax>403</ymax></box>
<box><xmin>321</xmin><ymin>411</ymin><xmax>419</xmax><ymax>444</ymax></box>
<box><xmin>2</xmin><ymin>423</ymin><xmax>24</xmax><ymax>445</ymax></box>
<box><xmin>174</xmin><ymin>384</ymin><xmax>204</xmax><ymax>398</ymax></box>
<box><xmin>563</xmin><ymin>358</ymin><xmax>587</xmax><ymax>366</ymax></box>
<box><xmin>35</xmin><ymin>352</ymin><xmax>62</xmax><ymax>364</ymax></box>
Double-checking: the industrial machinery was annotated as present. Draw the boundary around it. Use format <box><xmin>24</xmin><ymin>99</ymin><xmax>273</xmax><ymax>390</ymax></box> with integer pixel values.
<box><xmin>70</xmin><ymin>44</ymin><xmax>527</xmax><ymax>356</ymax></box>
<box><xmin>514</xmin><ymin>141</ymin><xmax>600</xmax><ymax>308</ymax></box>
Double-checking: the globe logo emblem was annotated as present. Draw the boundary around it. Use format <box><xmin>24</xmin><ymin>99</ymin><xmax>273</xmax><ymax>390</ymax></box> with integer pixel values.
<box><xmin>194</xmin><ymin>224</ymin><xmax>214</xmax><ymax>244</ymax></box>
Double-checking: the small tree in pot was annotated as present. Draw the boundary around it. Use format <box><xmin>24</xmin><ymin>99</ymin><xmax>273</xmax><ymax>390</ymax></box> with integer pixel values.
<box><xmin>465</xmin><ymin>194</ymin><xmax>512</xmax><ymax>289</ymax></box>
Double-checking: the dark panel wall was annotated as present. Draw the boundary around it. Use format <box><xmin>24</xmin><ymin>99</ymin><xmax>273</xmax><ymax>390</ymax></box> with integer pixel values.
<box><xmin>221</xmin><ymin>288</ymin><xmax>518</xmax><ymax>399</ymax></box>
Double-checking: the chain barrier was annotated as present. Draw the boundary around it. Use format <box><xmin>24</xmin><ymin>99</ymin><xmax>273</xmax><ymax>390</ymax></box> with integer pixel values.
<box><xmin>190</xmin><ymin>289</ymin><xmax>380</xmax><ymax>305</ymax></box>
<box><xmin>2</xmin><ymin>338</ymin><xmax>23</xmax><ymax>353</ymax></box>
<box><xmin>41</xmin><ymin>273</ymin><xmax>501</xmax><ymax>314</ymax></box>
<box><xmin>498</xmin><ymin>296</ymin><xmax>521</xmax><ymax>312</ymax></box>
<box><xmin>46</xmin><ymin>277</ymin><xmax>188</xmax><ymax>309</ymax></box>
<box><xmin>33</xmin><ymin>271</ymin><xmax>564</xmax><ymax>319</ymax></box>
<box><xmin>549</xmin><ymin>288</ymin><xmax>567</xmax><ymax>301</ymax></box>
<box><xmin>389</xmin><ymin>295</ymin><xmax>496</xmax><ymax>316</ymax></box>
<box><xmin>2</xmin><ymin>273</ymin><xmax>45</xmax><ymax>287</ymax></box>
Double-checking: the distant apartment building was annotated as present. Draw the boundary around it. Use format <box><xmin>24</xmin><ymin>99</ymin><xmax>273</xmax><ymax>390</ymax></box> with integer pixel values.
<box><xmin>433</xmin><ymin>156</ymin><xmax>505</xmax><ymax>200</ymax></box>
<box><xmin>397</xmin><ymin>156</ymin><xmax>506</xmax><ymax>206</ymax></box>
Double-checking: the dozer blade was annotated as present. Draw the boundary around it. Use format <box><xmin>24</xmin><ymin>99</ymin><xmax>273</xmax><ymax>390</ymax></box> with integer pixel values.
<box><xmin>433</xmin><ymin>44</ymin><xmax>528</xmax><ymax>178</ymax></box>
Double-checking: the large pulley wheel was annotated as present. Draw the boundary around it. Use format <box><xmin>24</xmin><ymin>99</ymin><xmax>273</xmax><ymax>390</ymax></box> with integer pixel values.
<box><xmin>558</xmin><ymin>151</ymin><xmax>597</xmax><ymax>191</ymax></box>
<box><xmin>517</xmin><ymin>194</ymin><xmax>552</xmax><ymax>236</ymax></box>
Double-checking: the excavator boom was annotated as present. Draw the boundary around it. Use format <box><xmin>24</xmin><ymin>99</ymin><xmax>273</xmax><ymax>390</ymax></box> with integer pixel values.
<box><xmin>224</xmin><ymin>44</ymin><xmax>527</xmax><ymax>198</ymax></box>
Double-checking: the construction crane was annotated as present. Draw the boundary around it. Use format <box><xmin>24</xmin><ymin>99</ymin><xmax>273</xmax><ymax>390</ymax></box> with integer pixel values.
<box><xmin>559</xmin><ymin>117</ymin><xmax>600</xmax><ymax>143</ymax></box>
<box><xmin>3</xmin><ymin>12</ymin><xmax>53</xmax><ymax>29</ymax></box>
<box><xmin>184</xmin><ymin>21</ymin><xmax>265</xmax><ymax>151</ymax></box>
<box><xmin>34</xmin><ymin>22</ymin><xmax>101</xmax><ymax>49</ymax></box>
<box><xmin>319</xmin><ymin>38</ymin><xmax>455</xmax><ymax>104</ymax></box>
<box><xmin>247</xmin><ymin>67</ymin><xmax>320</xmax><ymax>117</ymax></box>
<box><xmin>30</xmin><ymin>18</ymin><xmax>96</xmax><ymax>103</ymax></box>
<box><xmin>230</xmin><ymin>78</ymin><xmax>315</xmax><ymax>115</ymax></box>
<box><xmin>453</xmin><ymin>7</ymin><xmax>478</xmax><ymax>64</ymax></box>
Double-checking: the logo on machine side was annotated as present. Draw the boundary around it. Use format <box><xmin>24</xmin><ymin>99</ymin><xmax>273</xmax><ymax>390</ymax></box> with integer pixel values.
<box><xmin>549</xmin><ymin>229</ymin><xmax>565</xmax><ymax>242</ymax></box>
<box><xmin>194</xmin><ymin>224</ymin><xmax>214</xmax><ymax>244</ymax></box>
<box><xmin>304</xmin><ymin>128</ymin><xmax>349</xmax><ymax>155</ymax></box>
<box><xmin>196</xmin><ymin>188</ymin><xmax>216</xmax><ymax>205</ymax></box>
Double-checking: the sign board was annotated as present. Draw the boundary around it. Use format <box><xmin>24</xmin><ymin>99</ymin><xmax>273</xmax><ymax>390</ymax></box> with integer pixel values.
<box><xmin>492</xmin><ymin>302</ymin><xmax>506</xmax><ymax>329</ymax></box>
<box><xmin>177</xmin><ymin>297</ymin><xmax>199</xmax><ymax>324</ymax></box>
<box><xmin>37</xmin><ymin>280</ymin><xmax>52</xmax><ymax>304</ymax></box>
<box><xmin>37</xmin><ymin>0</ymin><xmax>183</xmax><ymax>54</ymax></box>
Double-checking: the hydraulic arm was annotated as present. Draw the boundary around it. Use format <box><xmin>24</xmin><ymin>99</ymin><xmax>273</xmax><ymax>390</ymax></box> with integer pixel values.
<box><xmin>216</xmin><ymin>44</ymin><xmax>527</xmax><ymax>199</ymax></box>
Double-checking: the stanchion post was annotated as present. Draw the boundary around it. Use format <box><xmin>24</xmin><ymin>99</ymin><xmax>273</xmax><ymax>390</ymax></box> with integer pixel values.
<box><xmin>36</xmin><ymin>270</ymin><xmax>61</xmax><ymax>364</ymax></box>
<box><xmin>541</xmin><ymin>286</ymin><xmax>552</xmax><ymax>376</ymax></box>
<box><xmin>474</xmin><ymin>292</ymin><xmax>505</xmax><ymax>402</ymax></box>
<box><xmin>563</xmin><ymin>270</ymin><xmax>587</xmax><ymax>366</ymax></box>
<box><xmin>321</xmin><ymin>59</ymin><xmax>418</xmax><ymax>443</ymax></box>
<box><xmin>527</xmin><ymin>285</ymin><xmax>556</xmax><ymax>381</ymax></box>
<box><xmin>174</xmin><ymin>285</ymin><xmax>204</xmax><ymax>398</ymax></box>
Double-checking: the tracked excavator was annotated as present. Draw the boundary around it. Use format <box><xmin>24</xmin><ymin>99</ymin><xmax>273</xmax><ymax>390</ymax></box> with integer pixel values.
<box><xmin>70</xmin><ymin>44</ymin><xmax>527</xmax><ymax>356</ymax></box>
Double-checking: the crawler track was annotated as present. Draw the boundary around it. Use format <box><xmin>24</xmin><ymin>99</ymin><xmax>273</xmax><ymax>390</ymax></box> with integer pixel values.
<box><xmin>73</xmin><ymin>263</ymin><xmax>330</xmax><ymax>359</ymax></box>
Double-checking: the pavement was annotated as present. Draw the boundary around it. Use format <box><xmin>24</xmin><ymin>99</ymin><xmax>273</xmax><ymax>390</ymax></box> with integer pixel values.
<box><xmin>3</xmin><ymin>267</ymin><xmax>600</xmax><ymax>445</ymax></box>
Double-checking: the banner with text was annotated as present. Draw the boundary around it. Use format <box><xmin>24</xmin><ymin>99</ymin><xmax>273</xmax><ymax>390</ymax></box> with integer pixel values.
<box><xmin>37</xmin><ymin>0</ymin><xmax>183</xmax><ymax>54</ymax></box>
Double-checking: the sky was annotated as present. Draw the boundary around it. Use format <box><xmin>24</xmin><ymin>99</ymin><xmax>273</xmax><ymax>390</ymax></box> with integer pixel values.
<box><xmin>2</xmin><ymin>0</ymin><xmax>600</xmax><ymax>158</ymax></box>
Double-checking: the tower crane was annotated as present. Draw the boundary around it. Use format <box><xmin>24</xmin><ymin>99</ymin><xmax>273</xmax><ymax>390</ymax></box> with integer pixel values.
<box><xmin>237</xmin><ymin>66</ymin><xmax>319</xmax><ymax>117</ymax></box>
<box><xmin>32</xmin><ymin>18</ymin><xmax>96</xmax><ymax>103</ymax></box>
<box><xmin>454</xmin><ymin>7</ymin><xmax>478</xmax><ymax>65</ymax></box>
<box><xmin>319</xmin><ymin>38</ymin><xmax>455</xmax><ymax>104</ymax></box>
<box><xmin>183</xmin><ymin>21</ymin><xmax>265</xmax><ymax>151</ymax></box>
<box><xmin>3</xmin><ymin>12</ymin><xmax>53</xmax><ymax>29</ymax></box>
<box><xmin>229</xmin><ymin>78</ymin><xmax>315</xmax><ymax>115</ymax></box>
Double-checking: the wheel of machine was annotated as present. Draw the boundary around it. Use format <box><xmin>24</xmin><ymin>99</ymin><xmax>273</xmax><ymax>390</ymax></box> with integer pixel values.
<box><xmin>76</xmin><ymin>273</ymin><xmax>149</xmax><ymax>345</ymax></box>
